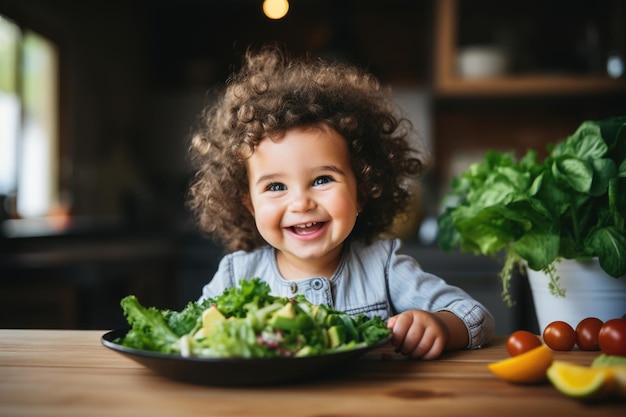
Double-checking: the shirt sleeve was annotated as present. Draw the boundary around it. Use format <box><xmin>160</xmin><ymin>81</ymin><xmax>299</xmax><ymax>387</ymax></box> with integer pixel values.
<box><xmin>198</xmin><ymin>253</ymin><xmax>237</xmax><ymax>302</ymax></box>
<box><xmin>386</xmin><ymin>239</ymin><xmax>495</xmax><ymax>349</ymax></box>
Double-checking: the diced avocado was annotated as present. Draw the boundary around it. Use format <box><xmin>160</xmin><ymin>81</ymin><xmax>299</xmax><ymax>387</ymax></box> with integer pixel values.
<box><xmin>328</xmin><ymin>325</ymin><xmax>346</xmax><ymax>348</ymax></box>
<box><xmin>269</xmin><ymin>302</ymin><xmax>299</xmax><ymax>330</ymax></box>
<box><xmin>275</xmin><ymin>302</ymin><xmax>297</xmax><ymax>319</ymax></box>
<box><xmin>270</xmin><ymin>316</ymin><xmax>300</xmax><ymax>330</ymax></box>
<box><xmin>295</xmin><ymin>312</ymin><xmax>314</xmax><ymax>330</ymax></box>
<box><xmin>313</xmin><ymin>304</ymin><xmax>328</xmax><ymax>324</ymax></box>
<box><xmin>324</xmin><ymin>313</ymin><xmax>342</xmax><ymax>327</ymax></box>
<box><xmin>201</xmin><ymin>306</ymin><xmax>226</xmax><ymax>328</ymax></box>
<box><xmin>194</xmin><ymin>306</ymin><xmax>227</xmax><ymax>339</ymax></box>
<box><xmin>294</xmin><ymin>346</ymin><xmax>314</xmax><ymax>357</ymax></box>
<box><xmin>339</xmin><ymin>314</ymin><xmax>359</xmax><ymax>342</ymax></box>
<box><xmin>311</xmin><ymin>304</ymin><xmax>319</xmax><ymax>315</ymax></box>
<box><xmin>288</xmin><ymin>302</ymin><xmax>314</xmax><ymax>329</ymax></box>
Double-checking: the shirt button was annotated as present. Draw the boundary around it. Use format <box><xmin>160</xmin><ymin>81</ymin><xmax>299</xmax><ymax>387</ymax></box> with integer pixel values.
<box><xmin>312</xmin><ymin>278</ymin><xmax>324</xmax><ymax>290</ymax></box>
<box><xmin>290</xmin><ymin>282</ymin><xmax>298</xmax><ymax>294</ymax></box>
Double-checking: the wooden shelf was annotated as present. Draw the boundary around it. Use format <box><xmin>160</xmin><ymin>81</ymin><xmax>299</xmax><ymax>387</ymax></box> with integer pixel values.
<box><xmin>436</xmin><ymin>74</ymin><xmax>626</xmax><ymax>97</ymax></box>
<box><xmin>434</xmin><ymin>0</ymin><xmax>626</xmax><ymax>97</ymax></box>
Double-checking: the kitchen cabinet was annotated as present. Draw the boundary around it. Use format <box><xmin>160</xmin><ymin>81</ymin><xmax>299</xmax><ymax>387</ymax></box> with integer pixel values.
<box><xmin>433</xmin><ymin>0</ymin><xmax>626</xmax><ymax>96</ymax></box>
<box><xmin>429</xmin><ymin>0</ymin><xmax>626</xmax><ymax>196</ymax></box>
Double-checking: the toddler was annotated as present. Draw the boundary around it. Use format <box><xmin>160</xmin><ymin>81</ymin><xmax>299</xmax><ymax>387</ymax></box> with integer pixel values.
<box><xmin>188</xmin><ymin>46</ymin><xmax>494</xmax><ymax>359</ymax></box>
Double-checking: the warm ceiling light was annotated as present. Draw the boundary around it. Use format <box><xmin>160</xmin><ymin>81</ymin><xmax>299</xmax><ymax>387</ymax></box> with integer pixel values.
<box><xmin>263</xmin><ymin>0</ymin><xmax>289</xmax><ymax>20</ymax></box>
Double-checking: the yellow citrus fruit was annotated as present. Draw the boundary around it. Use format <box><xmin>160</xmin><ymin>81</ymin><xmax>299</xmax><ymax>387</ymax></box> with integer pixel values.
<box><xmin>487</xmin><ymin>344</ymin><xmax>553</xmax><ymax>384</ymax></box>
<box><xmin>547</xmin><ymin>361</ymin><xmax>610</xmax><ymax>399</ymax></box>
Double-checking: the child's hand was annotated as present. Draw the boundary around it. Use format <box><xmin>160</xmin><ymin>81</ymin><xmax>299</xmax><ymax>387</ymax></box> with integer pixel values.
<box><xmin>386</xmin><ymin>310</ymin><xmax>449</xmax><ymax>359</ymax></box>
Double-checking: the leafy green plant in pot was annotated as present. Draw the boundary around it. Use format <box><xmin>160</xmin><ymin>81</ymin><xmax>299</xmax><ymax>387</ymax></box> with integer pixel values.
<box><xmin>437</xmin><ymin>116</ymin><xmax>626</xmax><ymax>307</ymax></box>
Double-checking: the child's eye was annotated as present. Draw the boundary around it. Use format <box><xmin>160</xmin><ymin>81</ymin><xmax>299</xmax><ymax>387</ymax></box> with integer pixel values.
<box><xmin>313</xmin><ymin>175</ymin><xmax>334</xmax><ymax>186</ymax></box>
<box><xmin>266</xmin><ymin>182</ymin><xmax>286</xmax><ymax>192</ymax></box>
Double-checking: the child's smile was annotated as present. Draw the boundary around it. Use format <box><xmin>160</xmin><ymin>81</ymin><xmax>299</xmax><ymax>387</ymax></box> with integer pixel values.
<box><xmin>245</xmin><ymin>125</ymin><xmax>360</xmax><ymax>279</ymax></box>
<box><xmin>287</xmin><ymin>221</ymin><xmax>327</xmax><ymax>238</ymax></box>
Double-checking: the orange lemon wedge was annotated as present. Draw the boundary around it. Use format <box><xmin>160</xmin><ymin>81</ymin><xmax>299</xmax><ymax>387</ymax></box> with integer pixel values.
<box><xmin>487</xmin><ymin>344</ymin><xmax>553</xmax><ymax>384</ymax></box>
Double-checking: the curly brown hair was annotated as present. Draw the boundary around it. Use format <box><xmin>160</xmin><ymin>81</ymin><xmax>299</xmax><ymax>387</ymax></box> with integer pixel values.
<box><xmin>187</xmin><ymin>45</ymin><xmax>430</xmax><ymax>252</ymax></box>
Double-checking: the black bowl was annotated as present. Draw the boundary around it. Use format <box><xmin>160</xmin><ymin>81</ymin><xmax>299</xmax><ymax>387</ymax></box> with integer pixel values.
<box><xmin>101</xmin><ymin>328</ymin><xmax>390</xmax><ymax>386</ymax></box>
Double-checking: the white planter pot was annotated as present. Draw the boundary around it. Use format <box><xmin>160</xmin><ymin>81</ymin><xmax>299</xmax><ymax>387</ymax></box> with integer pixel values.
<box><xmin>526</xmin><ymin>258</ymin><xmax>626</xmax><ymax>332</ymax></box>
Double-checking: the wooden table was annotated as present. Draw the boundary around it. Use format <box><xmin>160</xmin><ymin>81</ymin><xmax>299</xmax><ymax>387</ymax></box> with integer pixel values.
<box><xmin>1</xmin><ymin>330</ymin><xmax>624</xmax><ymax>417</ymax></box>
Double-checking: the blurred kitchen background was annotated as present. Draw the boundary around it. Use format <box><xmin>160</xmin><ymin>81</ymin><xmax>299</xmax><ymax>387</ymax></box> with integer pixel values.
<box><xmin>1</xmin><ymin>0</ymin><xmax>625</xmax><ymax>334</ymax></box>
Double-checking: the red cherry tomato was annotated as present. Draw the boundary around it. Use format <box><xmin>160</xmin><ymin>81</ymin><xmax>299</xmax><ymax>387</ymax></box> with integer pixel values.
<box><xmin>575</xmin><ymin>317</ymin><xmax>603</xmax><ymax>351</ymax></box>
<box><xmin>598</xmin><ymin>318</ymin><xmax>626</xmax><ymax>357</ymax></box>
<box><xmin>543</xmin><ymin>321</ymin><xmax>576</xmax><ymax>351</ymax></box>
<box><xmin>506</xmin><ymin>330</ymin><xmax>542</xmax><ymax>356</ymax></box>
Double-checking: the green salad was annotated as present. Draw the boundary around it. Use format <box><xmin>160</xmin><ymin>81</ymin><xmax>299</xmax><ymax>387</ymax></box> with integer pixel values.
<box><xmin>117</xmin><ymin>277</ymin><xmax>391</xmax><ymax>358</ymax></box>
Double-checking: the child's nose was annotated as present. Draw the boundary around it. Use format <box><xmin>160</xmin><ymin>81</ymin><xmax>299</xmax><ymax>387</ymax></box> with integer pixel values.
<box><xmin>289</xmin><ymin>190</ymin><xmax>315</xmax><ymax>212</ymax></box>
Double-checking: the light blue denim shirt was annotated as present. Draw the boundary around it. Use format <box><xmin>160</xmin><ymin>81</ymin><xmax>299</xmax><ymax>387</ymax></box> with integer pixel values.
<box><xmin>200</xmin><ymin>238</ymin><xmax>494</xmax><ymax>349</ymax></box>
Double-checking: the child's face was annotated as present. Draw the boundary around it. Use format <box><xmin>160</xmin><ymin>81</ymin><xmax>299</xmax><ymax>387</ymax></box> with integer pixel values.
<box><xmin>245</xmin><ymin>126</ymin><xmax>360</xmax><ymax>276</ymax></box>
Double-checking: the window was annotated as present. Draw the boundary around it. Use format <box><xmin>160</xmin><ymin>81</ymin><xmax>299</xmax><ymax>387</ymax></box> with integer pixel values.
<box><xmin>0</xmin><ymin>14</ymin><xmax>60</xmax><ymax>219</ymax></box>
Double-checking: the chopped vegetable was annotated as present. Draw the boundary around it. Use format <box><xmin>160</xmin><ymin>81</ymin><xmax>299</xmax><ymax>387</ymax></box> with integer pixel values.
<box><xmin>118</xmin><ymin>277</ymin><xmax>390</xmax><ymax>358</ymax></box>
